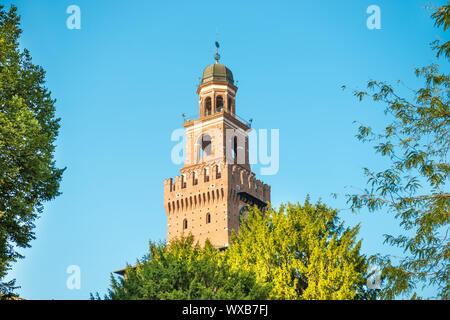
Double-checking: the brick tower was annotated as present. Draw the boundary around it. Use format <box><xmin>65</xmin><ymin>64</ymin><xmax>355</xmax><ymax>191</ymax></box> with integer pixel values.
<box><xmin>163</xmin><ymin>49</ymin><xmax>270</xmax><ymax>249</ymax></box>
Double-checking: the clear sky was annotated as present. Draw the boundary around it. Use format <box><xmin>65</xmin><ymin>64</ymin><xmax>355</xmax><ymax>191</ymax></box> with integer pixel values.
<box><xmin>3</xmin><ymin>0</ymin><xmax>448</xmax><ymax>299</ymax></box>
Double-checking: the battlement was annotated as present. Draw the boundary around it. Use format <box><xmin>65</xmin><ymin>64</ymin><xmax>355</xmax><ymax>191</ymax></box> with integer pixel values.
<box><xmin>164</xmin><ymin>162</ymin><xmax>225</xmax><ymax>192</ymax></box>
<box><xmin>164</xmin><ymin>162</ymin><xmax>270</xmax><ymax>216</ymax></box>
<box><xmin>164</xmin><ymin>162</ymin><xmax>227</xmax><ymax>215</ymax></box>
<box><xmin>229</xmin><ymin>165</ymin><xmax>270</xmax><ymax>204</ymax></box>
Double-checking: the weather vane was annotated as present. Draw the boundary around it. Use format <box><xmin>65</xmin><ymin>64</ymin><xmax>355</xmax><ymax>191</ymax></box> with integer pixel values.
<box><xmin>214</xmin><ymin>28</ymin><xmax>220</xmax><ymax>63</ymax></box>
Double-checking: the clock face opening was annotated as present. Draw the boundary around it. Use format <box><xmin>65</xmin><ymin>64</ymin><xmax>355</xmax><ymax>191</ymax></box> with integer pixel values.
<box><xmin>239</xmin><ymin>205</ymin><xmax>249</xmax><ymax>223</ymax></box>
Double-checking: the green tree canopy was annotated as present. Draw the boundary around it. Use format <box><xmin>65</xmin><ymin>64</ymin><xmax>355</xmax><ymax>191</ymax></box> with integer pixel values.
<box><xmin>0</xmin><ymin>5</ymin><xmax>64</xmax><ymax>297</ymax></box>
<box><xmin>101</xmin><ymin>235</ymin><xmax>270</xmax><ymax>300</ymax></box>
<box><xmin>345</xmin><ymin>4</ymin><xmax>449</xmax><ymax>299</ymax></box>
<box><xmin>227</xmin><ymin>199</ymin><xmax>371</xmax><ymax>300</ymax></box>
<box><xmin>100</xmin><ymin>201</ymin><xmax>371</xmax><ymax>300</ymax></box>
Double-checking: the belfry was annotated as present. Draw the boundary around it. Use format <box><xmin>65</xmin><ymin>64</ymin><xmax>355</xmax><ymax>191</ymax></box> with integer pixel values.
<box><xmin>163</xmin><ymin>45</ymin><xmax>270</xmax><ymax>248</ymax></box>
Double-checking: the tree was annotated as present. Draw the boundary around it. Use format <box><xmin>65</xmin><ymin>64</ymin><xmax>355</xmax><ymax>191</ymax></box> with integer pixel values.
<box><xmin>226</xmin><ymin>199</ymin><xmax>371</xmax><ymax>300</ymax></box>
<box><xmin>0</xmin><ymin>5</ymin><xmax>64</xmax><ymax>297</ymax></box>
<box><xmin>100</xmin><ymin>235</ymin><xmax>270</xmax><ymax>300</ymax></box>
<box><xmin>345</xmin><ymin>4</ymin><xmax>449</xmax><ymax>299</ymax></box>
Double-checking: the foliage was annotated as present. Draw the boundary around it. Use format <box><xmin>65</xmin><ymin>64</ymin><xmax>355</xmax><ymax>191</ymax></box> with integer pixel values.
<box><xmin>99</xmin><ymin>201</ymin><xmax>371</xmax><ymax>300</ymax></box>
<box><xmin>100</xmin><ymin>235</ymin><xmax>270</xmax><ymax>300</ymax></box>
<box><xmin>344</xmin><ymin>4</ymin><xmax>449</xmax><ymax>299</ymax></box>
<box><xmin>0</xmin><ymin>5</ymin><xmax>64</xmax><ymax>297</ymax></box>
<box><xmin>227</xmin><ymin>199</ymin><xmax>371</xmax><ymax>300</ymax></box>
<box><xmin>430</xmin><ymin>3</ymin><xmax>450</xmax><ymax>59</ymax></box>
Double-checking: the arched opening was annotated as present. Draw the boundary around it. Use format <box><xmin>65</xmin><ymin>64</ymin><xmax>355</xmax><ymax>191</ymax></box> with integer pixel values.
<box><xmin>183</xmin><ymin>219</ymin><xmax>188</xmax><ymax>230</ymax></box>
<box><xmin>215</xmin><ymin>95</ymin><xmax>224</xmax><ymax>113</ymax></box>
<box><xmin>227</xmin><ymin>97</ymin><xmax>232</xmax><ymax>113</ymax></box>
<box><xmin>198</xmin><ymin>134</ymin><xmax>212</xmax><ymax>161</ymax></box>
<box><xmin>205</xmin><ymin>97</ymin><xmax>212</xmax><ymax>116</ymax></box>
<box><xmin>206</xmin><ymin>213</ymin><xmax>211</xmax><ymax>224</ymax></box>
<box><xmin>231</xmin><ymin>136</ymin><xmax>238</xmax><ymax>160</ymax></box>
<box><xmin>239</xmin><ymin>205</ymin><xmax>248</xmax><ymax>223</ymax></box>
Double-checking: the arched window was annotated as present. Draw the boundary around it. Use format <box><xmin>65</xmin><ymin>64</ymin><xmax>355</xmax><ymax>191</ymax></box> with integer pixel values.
<box><xmin>200</xmin><ymin>134</ymin><xmax>212</xmax><ymax>158</ymax></box>
<box><xmin>215</xmin><ymin>96</ymin><xmax>224</xmax><ymax>113</ymax></box>
<box><xmin>227</xmin><ymin>97</ymin><xmax>232</xmax><ymax>112</ymax></box>
<box><xmin>183</xmin><ymin>219</ymin><xmax>188</xmax><ymax>230</ymax></box>
<box><xmin>205</xmin><ymin>97</ymin><xmax>212</xmax><ymax>116</ymax></box>
<box><xmin>206</xmin><ymin>213</ymin><xmax>211</xmax><ymax>224</ymax></box>
<box><xmin>231</xmin><ymin>136</ymin><xmax>238</xmax><ymax>160</ymax></box>
<box><xmin>196</xmin><ymin>134</ymin><xmax>212</xmax><ymax>164</ymax></box>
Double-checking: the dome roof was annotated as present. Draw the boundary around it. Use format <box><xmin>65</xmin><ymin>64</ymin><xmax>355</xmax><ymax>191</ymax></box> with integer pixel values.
<box><xmin>201</xmin><ymin>63</ymin><xmax>234</xmax><ymax>85</ymax></box>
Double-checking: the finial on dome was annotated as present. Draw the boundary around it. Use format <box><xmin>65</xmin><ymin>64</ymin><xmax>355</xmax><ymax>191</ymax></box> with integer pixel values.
<box><xmin>214</xmin><ymin>41</ymin><xmax>220</xmax><ymax>63</ymax></box>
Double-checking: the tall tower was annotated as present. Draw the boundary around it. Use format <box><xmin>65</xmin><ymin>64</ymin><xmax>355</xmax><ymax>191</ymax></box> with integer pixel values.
<box><xmin>163</xmin><ymin>48</ymin><xmax>270</xmax><ymax>249</ymax></box>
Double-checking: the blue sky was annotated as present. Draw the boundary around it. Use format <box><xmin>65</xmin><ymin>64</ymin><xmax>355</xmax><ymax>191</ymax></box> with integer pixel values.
<box><xmin>3</xmin><ymin>0</ymin><xmax>448</xmax><ymax>299</ymax></box>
